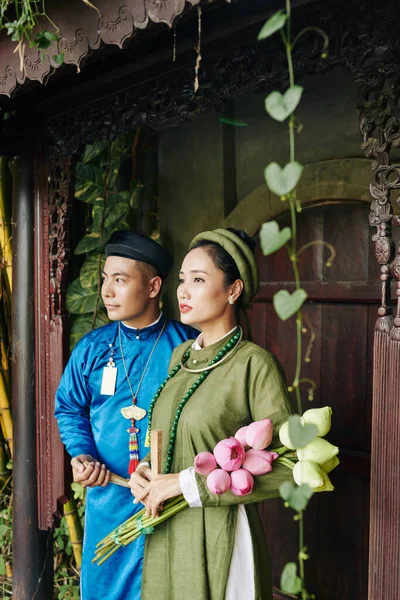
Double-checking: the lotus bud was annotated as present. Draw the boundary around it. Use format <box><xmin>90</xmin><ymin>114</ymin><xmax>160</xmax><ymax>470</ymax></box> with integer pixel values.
<box><xmin>314</xmin><ymin>470</ymin><xmax>335</xmax><ymax>492</ymax></box>
<box><xmin>302</xmin><ymin>406</ymin><xmax>332</xmax><ymax>437</ymax></box>
<box><xmin>235</xmin><ymin>426</ymin><xmax>249</xmax><ymax>448</ymax></box>
<box><xmin>230</xmin><ymin>468</ymin><xmax>254</xmax><ymax>496</ymax></box>
<box><xmin>206</xmin><ymin>469</ymin><xmax>231</xmax><ymax>494</ymax></box>
<box><xmin>242</xmin><ymin>449</ymin><xmax>274</xmax><ymax>475</ymax></box>
<box><xmin>321</xmin><ymin>456</ymin><xmax>340</xmax><ymax>474</ymax></box>
<box><xmin>293</xmin><ymin>460</ymin><xmax>324</xmax><ymax>489</ymax></box>
<box><xmin>278</xmin><ymin>421</ymin><xmax>296</xmax><ymax>450</ymax></box>
<box><xmin>296</xmin><ymin>437</ymin><xmax>339</xmax><ymax>465</ymax></box>
<box><xmin>194</xmin><ymin>452</ymin><xmax>217</xmax><ymax>476</ymax></box>
<box><xmin>245</xmin><ymin>419</ymin><xmax>273</xmax><ymax>450</ymax></box>
<box><xmin>213</xmin><ymin>437</ymin><xmax>245</xmax><ymax>471</ymax></box>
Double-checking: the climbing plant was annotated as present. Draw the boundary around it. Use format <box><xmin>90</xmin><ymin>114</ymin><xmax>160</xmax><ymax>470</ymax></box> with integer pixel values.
<box><xmin>66</xmin><ymin>133</ymin><xmax>145</xmax><ymax>350</ymax></box>
<box><xmin>258</xmin><ymin>3</ymin><xmax>333</xmax><ymax>599</ymax></box>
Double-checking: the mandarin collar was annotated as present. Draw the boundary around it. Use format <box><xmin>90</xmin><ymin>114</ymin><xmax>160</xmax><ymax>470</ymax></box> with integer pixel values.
<box><xmin>184</xmin><ymin>327</ymin><xmax>239</xmax><ymax>368</ymax></box>
<box><xmin>119</xmin><ymin>312</ymin><xmax>165</xmax><ymax>341</ymax></box>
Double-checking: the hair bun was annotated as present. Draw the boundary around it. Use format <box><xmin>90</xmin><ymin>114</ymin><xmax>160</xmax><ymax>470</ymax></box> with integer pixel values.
<box><xmin>227</xmin><ymin>228</ymin><xmax>256</xmax><ymax>254</ymax></box>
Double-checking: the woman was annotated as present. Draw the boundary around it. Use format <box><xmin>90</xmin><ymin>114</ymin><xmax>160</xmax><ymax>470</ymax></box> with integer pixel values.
<box><xmin>129</xmin><ymin>228</ymin><xmax>293</xmax><ymax>600</ymax></box>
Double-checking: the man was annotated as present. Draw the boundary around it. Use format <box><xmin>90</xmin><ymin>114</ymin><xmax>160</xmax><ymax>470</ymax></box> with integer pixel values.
<box><xmin>55</xmin><ymin>230</ymin><xmax>197</xmax><ymax>600</ymax></box>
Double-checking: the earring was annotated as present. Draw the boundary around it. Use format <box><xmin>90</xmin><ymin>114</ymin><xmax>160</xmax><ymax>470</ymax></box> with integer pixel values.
<box><xmin>229</xmin><ymin>298</ymin><xmax>235</xmax><ymax>305</ymax></box>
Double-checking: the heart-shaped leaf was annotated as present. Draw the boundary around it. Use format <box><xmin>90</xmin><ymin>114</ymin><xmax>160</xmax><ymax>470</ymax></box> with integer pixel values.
<box><xmin>280</xmin><ymin>481</ymin><xmax>314</xmax><ymax>513</ymax></box>
<box><xmin>280</xmin><ymin>562</ymin><xmax>302</xmax><ymax>595</ymax></box>
<box><xmin>257</xmin><ymin>10</ymin><xmax>287</xmax><ymax>41</ymax></box>
<box><xmin>273</xmin><ymin>289</ymin><xmax>307</xmax><ymax>321</ymax></box>
<box><xmin>265</xmin><ymin>86</ymin><xmax>303</xmax><ymax>122</ymax></box>
<box><xmin>264</xmin><ymin>161</ymin><xmax>303</xmax><ymax>197</ymax></box>
<box><xmin>260</xmin><ymin>221</ymin><xmax>292</xmax><ymax>256</ymax></box>
<box><xmin>287</xmin><ymin>414</ymin><xmax>318</xmax><ymax>448</ymax></box>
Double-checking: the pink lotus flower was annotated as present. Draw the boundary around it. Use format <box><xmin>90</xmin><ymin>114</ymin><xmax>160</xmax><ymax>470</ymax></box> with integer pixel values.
<box><xmin>235</xmin><ymin>426</ymin><xmax>249</xmax><ymax>448</ymax></box>
<box><xmin>242</xmin><ymin>449</ymin><xmax>278</xmax><ymax>475</ymax></box>
<box><xmin>214</xmin><ymin>437</ymin><xmax>245</xmax><ymax>471</ymax></box>
<box><xmin>194</xmin><ymin>452</ymin><xmax>217</xmax><ymax>476</ymax></box>
<box><xmin>245</xmin><ymin>419</ymin><xmax>273</xmax><ymax>450</ymax></box>
<box><xmin>194</xmin><ymin>452</ymin><xmax>218</xmax><ymax>476</ymax></box>
<box><xmin>206</xmin><ymin>469</ymin><xmax>231</xmax><ymax>494</ymax></box>
<box><xmin>230</xmin><ymin>468</ymin><xmax>254</xmax><ymax>496</ymax></box>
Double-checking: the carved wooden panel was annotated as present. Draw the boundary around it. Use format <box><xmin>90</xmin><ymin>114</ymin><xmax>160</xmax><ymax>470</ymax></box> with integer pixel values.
<box><xmin>0</xmin><ymin>0</ymin><xmax>229</xmax><ymax>97</ymax></box>
<box><xmin>35</xmin><ymin>147</ymin><xmax>73</xmax><ymax>530</ymax></box>
<box><xmin>356</xmin><ymin>37</ymin><xmax>400</xmax><ymax>600</ymax></box>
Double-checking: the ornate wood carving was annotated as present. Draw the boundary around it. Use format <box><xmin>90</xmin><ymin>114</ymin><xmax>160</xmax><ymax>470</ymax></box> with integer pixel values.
<box><xmin>35</xmin><ymin>147</ymin><xmax>73</xmax><ymax>530</ymax></box>
<box><xmin>356</xmin><ymin>29</ymin><xmax>400</xmax><ymax>600</ymax></box>
<box><xmin>44</xmin><ymin>0</ymin><xmax>400</xmax><ymax>158</ymax></box>
<box><xmin>0</xmin><ymin>0</ymin><xmax>228</xmax><ymax>97</ymax></box>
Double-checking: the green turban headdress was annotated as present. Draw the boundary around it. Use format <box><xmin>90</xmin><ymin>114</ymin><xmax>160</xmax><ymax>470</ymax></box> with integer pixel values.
<box><xmin>189</xmin><ymin>228</ymin><xmax>259</xmax><ymax>309</ymax></box>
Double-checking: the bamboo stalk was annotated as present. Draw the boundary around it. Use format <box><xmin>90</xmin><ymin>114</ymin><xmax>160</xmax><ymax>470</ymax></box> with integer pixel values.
<box><xmin>0</xmin><ymin>157</ymin><xmax>12</xmax><ymax>296</ymax></box>
<box><xmin>0</xmin><ymin>371</ymin><xmax>12</xmax><ymax>456</ymax></box>
<box><xmin>0</xmin><ymin>309</ymin><xmax>11</xmax><ymax>396</ymax></box>
<box><xmin>0</xmin><ymin>426</ymin><xmax>9</xmax><ymax>483</ymax></box>
<box><xmin>63</xmin><ymin>496</ymin><xmax>83</xmax><ymax>569</ymax></box>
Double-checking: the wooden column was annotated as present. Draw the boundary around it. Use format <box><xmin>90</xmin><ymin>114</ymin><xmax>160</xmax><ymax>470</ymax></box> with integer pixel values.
<box><xmin>12</xmin><ymin>149</ymin><xmax>53</xmax><ymax>599</ymax></box>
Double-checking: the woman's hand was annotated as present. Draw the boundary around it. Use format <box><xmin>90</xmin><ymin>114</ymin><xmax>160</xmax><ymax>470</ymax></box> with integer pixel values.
<box><xmin>128</xmin><ymin>464</ymin><xmax>153</xmax><ymax>506</ymax></box>
<box><xmin>133</xmin><ymin>473</ymin><xmax>182</xmax><ymax>518</ymax></box>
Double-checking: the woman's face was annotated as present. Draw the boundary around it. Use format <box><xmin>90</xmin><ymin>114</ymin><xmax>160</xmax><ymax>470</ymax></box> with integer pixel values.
<box><xmin>177</xmin><ymin>247</ymin><xmax>234</xmax><ymax>327</ymax></box>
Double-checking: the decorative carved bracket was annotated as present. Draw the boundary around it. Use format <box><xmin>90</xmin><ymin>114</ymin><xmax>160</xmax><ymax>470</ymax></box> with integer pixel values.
<box><xmin>0</xmin><ymin>0</ymin><xmax>230</xmax><ymax>97</ymax></box>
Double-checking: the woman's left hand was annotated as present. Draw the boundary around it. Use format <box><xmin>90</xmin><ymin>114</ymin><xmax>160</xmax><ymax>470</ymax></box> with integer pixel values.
<box><xmin>132</xmin><ymin>473</ymin><xmax>181</xmax><ymax>518</ymax></box>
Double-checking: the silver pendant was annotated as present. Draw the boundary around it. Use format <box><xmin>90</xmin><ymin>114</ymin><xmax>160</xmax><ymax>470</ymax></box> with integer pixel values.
<box><xmin>120</xmin><ymin>405</ymin><xmax>147</xmax><ymax>420</ymax></box>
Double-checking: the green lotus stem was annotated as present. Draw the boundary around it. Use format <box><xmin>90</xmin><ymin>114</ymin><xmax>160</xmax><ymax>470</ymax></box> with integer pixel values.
<box><xmin>276</xmin><ymin>457</ymin><xmax>295</xmax><ymax>471</ymax></box>
<box><xmin>270</xmin><ymin>445</ymin><xmax>288</xmax><ymax>456</ymax></box>
<box><xmin>93</xmin><ymin>497</ymin><xmax>189</xmax><ymax>565</ymax></box>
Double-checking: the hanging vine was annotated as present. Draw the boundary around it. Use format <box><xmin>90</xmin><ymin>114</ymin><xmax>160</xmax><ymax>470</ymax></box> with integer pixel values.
<box><xmin>258</xmin><ymin>3</ymin><xmax>334</xmax><ymax>598</ymax></box>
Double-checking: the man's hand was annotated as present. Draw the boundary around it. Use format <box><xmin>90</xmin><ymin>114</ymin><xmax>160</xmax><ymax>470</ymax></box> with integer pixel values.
<box><xmin>71</xmin><ymin>454</ymin><xmax>111</xmax><ymax>488</ymax></box>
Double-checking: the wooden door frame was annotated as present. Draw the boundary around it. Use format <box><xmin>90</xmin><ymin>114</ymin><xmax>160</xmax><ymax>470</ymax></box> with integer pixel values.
<box><xmin>223</xmin><ymin>157</ymin><xmax>377</xmax><ymax>600</ymax></box>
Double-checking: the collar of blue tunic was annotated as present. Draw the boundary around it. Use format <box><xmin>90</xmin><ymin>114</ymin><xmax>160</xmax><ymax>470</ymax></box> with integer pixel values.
<box><xmin>119</xmin><ymin>312</ymin><xmax>165</xmax><ymax>341</ymax></box>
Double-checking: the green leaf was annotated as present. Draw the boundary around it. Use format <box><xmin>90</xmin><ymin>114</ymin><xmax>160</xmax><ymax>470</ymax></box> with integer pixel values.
<box><xmin>44</xmin><ymin>31</ymin><xmax>59</xmax><ymax>43</ymax></box>
<box><xmin>71</xmin><ymin>481</ymin><xmax>85</xmax><ymax>501</ymax></box>
<box><xmin>66</xmin><ymin>278</ymin><xmax>99</xmax><ymax>314</ymax></box>
<box><xmin>0</xmin><ymin>555</ymin><xmax>5</xmax><ymax>576</ymax></box>
<box><xmin>280</xmin><ymin>481</ymin><xmax>314</xmax><ymax>512</ymax></box>
<box><xmin>264</xmin><ymin>161</ymin><xmax>303</xmax><ymax>197</ymax></box>
<box><xmin>257</xmin><ymin>10</ymin><xmax>287</xmax><ymax>41</ymax></box>
<box><xmin>80</xmin><ymin>254</ymin><xmax>104</xmax><ymax>289</ymax></box>
<box><xmin>75</xmin><ymin>164</ymin><xmax>104</xmax><ymax>203</ymax></box>
<box><xmin>220</xmin><ymin>118</ymin><xmax>248</xmax><ymax>127</ymax></box>
<box><xmin>280</xmin><ymin>562</ymin><xmax>302</xmax><ymax>595</ymax></box>
<box><xmin>91</xmin><ymin>195</ymin><xmax>129</xmax><ymax>236</ymax></box>
<box><xmin>273</xmin><ymin>288</ymin><xmax>307</xmax><ymax>321</ymax></box>
<box><xmin>0</xmin><ymin>523</ymin><xmax>8</xmax><ymax>539</ymax></box>
<box><xmin>34</xmin><ymin>30</ymin><xmax>58</xmax><ymax>49</ymax></box>
<box><xmin>107</xmin><ymin>135</ymin><xmax>131</xmax><ymax>188</ymax></box>
<box><xmin>129</xmin><ymin>181</ymin><xmax>144</xmax><ymax>210</ymax></box>
<box><xmin>52</xmin><ymin>53</ymin><xmax>64</xmax><ymax>66</ymax></box>
<box><xmin>74</xmin><ymin>232</ymin><xmax>101</xmax><ymax>255</ymax></box>
<box><xmin>260</xmin><ymin>221</ymin><xmax>292</xmax><ymax>256</ymax></box>
<box><xmin>70</xmin><ymin>311</ymin><xmax>109</xmax><ymax>349</ymax></box>
<box><xmin>82</xmin><ymin>141</ymin><xmax>108</xmax><ymax>165</ymax></box>
<box><xmin>265</xmin><ymin>85</ymin><xmax>303</xmax><ymax>122</ymax></box>
<box><xmin>287</xmin><ymin>414</ymin><xmax>318</xmax><ymax>448</ymax></box>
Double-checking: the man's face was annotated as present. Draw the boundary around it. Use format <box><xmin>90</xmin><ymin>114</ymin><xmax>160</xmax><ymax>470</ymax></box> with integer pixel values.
<box><xmin>101</xmin><ymin>256</ymin><xmax>156</xmax><ymax>324</ymax></box>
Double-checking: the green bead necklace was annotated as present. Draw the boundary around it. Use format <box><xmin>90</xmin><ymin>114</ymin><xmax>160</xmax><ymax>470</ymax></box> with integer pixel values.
<box><xmin>147</xmin><ymin>327</ymin><xmax>242</xmax><ymax>474</ymax></box>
